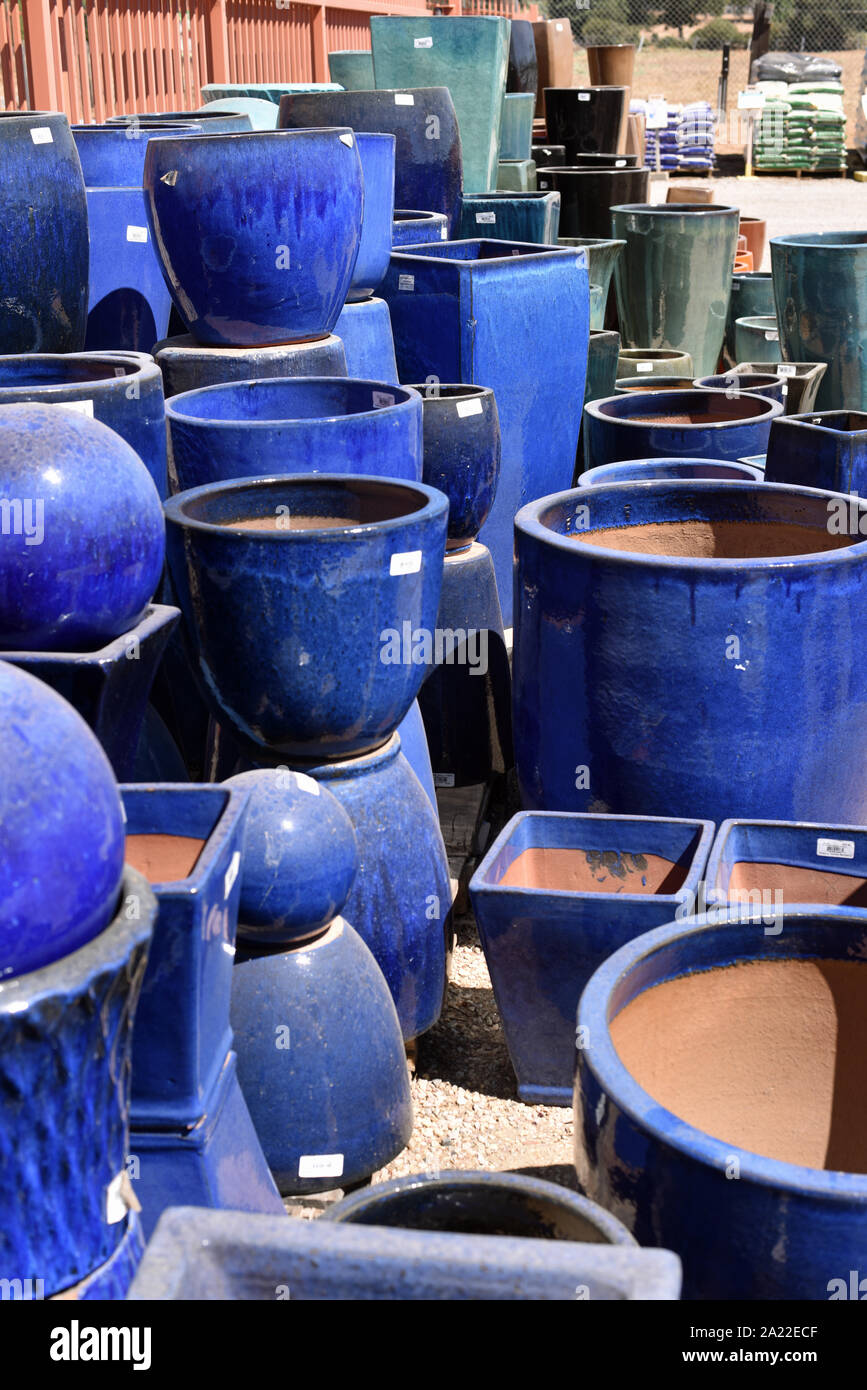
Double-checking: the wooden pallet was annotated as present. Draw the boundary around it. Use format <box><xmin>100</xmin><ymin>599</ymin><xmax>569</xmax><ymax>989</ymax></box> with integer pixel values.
<box><xmin>752</xmin><ymin>165</ymin><xmax>847</xmax><ymax>178</ymax></box>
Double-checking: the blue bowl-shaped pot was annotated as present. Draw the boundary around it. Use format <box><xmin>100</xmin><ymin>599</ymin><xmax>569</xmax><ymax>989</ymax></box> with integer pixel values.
<box><xmin>144</xmin><ymin>129</ymin><xmax>364</xmax><ymax>346</ymax></box>
<box><xmin>584</xmin><ymin>389</ymin><xmax>783</xmax><ymax>468</ymax></box>
<box><xmin>470</xmin><ymin>811</ymin><xmax>714</xmax><ymax>1104</ymax></box>
<box><xmin>764</xmin><ymin>409</ymin><xmax>867</xmax><ymax>493</ymax></box>
<box><xmin>0</xmin><ymin>351</ymin><xmax>169</xmax><ymax>498</ymax></box>
<box><xmin>705</xmin><ymin>817</ymin><xmax>867</xmax><ymax>914</ymax></box>
<box><xmin>324</xmin><ymin>1169</ymin><xmax>636</xmax><ymax>1244</ymax></box>
<box><xmin>408</xmin><ymin>383</ymin><xmax>500</xmax><ymax>548</ymax></box>
<box><xmin>0</xmin><ymin>663</ymin><xmax>125</xmax><ymax>979</ymax></box>
<box><xmin>514</xmin><ymin>479</ymin><xmax>867</xmax><ymax>823</ymax></box>
<box><xmin>350</xmin><ymin>132</ymin><xmax>396</xmax><ymax>302</ymax></box>
<box><xmin>72</xmin><ymin>123</ymin><xmax>203</xmax><ymax>186</ymax></box>
<box><xmin>0</xmin><ymin>111</ymin><xmax>89</xmax><ymax>354</ymax></box>
<box><xmin>166</xmin><ymin>377</ymin><xmax>423</xmax><ymax>492</ymax></box>
<box><xmin>579</xmin><ymin>456</ymin><xmax>764</xmax><ymax>486</ymax></box>
<box><xmin>694</xmin><ymin>370</ymin><xmax>785</xmax><ymax>405</ymax></box>
<box><xmin>734</xmin><ymin>313</ymin><xmax>781</xmax><ymax>365</ymax></box>
<box><xmin>108</xmin><ymin>110</ymin><xmax>253</xmax><ymax>133</ymax></box>
<box><xmin>0</xmin><ymin>404</ymin><xmax>165</xmax><ymax>651</ymax></box>
<box><xmin>164</xmin><ymin>474</ymin><xmax>448</xmax><ymax>759</ymax></box>
<box><xmin>392</xmin><ymin>210</ymin><xmax>449</xmax><ymax>246</ymax></box>
<box><xmin>772</xmin><ymin>230</ymin><xmax>867</xmax><ymax>411</ymax></box>
<box><xmin>575</xmin><ymin>908</ymin><xmax>867</xmax><ymax>1298</ymax></box>
<box><xmin>0</xmin><ymin>865</ymin><xmax>155</xmax><ymax>1292</ymax></box>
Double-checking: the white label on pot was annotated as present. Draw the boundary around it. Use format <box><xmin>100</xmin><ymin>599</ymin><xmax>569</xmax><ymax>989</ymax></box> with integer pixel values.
<box><xmin>578</xmin><ymin>93</ymin><xmax>591</xmax><ymax>102</ymax></box>
<box><xmin>556</xmin><ymin>21</ymin><xmax>564</xmax><ymax>28</ymax></box>
<box><xmin>298</xmin><ymin>1153</ymin><xmax>344</xmax><ymax>1179</ymax></box>
<box><xmin>398</xmin><ymin>273</ymin><xmax>414</xmax><ymax>291</ymax></box>
<box><xmin>372</xmin><ymin>390</ymin><xmax>395</xmax><ymax>408</ymax></box>
<box><xmin>224</xmin><ymin>850</ymin><xmax>241</xmax><ymax>899</ymax></box>
<box><xmin>456</xmin><ymin>397</ymin><xmax>483</xmax><ymax>418</ymax></box>
<box><xmin>294</xmin><ymin>772</ymin><xmax>320</xmax><ymax>797</ymax></box>
<box><xmin>539</xmin><ymin>180</ymin><xmax>549</xmax><ymax>189</ymax></box>
<box><xmin>105</xmin><ymin>1170</ymin><xmax>135</xmax><ymax>1224</ymax></box>
<box><xmin>31</xmin><ymin>126</ymin><xmax>53</xmax><ymax>144</ymax></box>
<box><xmin>764</xmin><ymin>329</ymin><xmax>779</xmax><ymax>341</ymax></box>
<box><xmin>615</xmin><ymin>159</ymin><xmax>627</xmax><ymax>167</ymax></box>
<box><xmin>636</xmin><ymin>362</ymin><xmax>654</xmax><ymax>374</ymax></box>
<box><xmin>126</xmin><ymin>224</ymin><xmax>148</xmax><ymax>243</ymax></box>
<box><xmin>339</xmin><ymin>132</ymin><xmax>354</xmax><ymax>147</ymax></box>
<box><xmin>414</xmin><ymin>36</ymin><xmax>433</xmax><ymax>48</ymax></box>
<box><xmin>395</xmin><ymin>93</ymin><xmax>414</xmax><ymax>105</ymax></box>
<box><xmin>778</xmin><ymin>363</ymin><xmax>797</xmax><ymax>376</ymax></box>
<box><xmin>390</xmin><ymin>549</ymin><xmax>422</xmax><ymax>576</ymax></box>
<box><xmin>817</xmin><ymin>838</ymin><xmax>855</xmax><ymax>859</ymax></box>
<box><xmin>440</xmin><ymin>224</ymin><xmax>447</xmax><ymax>239</ymax></box>
<box><xmin>476</xmin><ymin>211</ymin><xmax>496</xmax><ymax>224</ymax></box>
<box><xmin>434</xmin><ymin>772</ymin><xmax>455</xmax><ymax>787</ymax></box>
<box><xmin>58</xmin><ymin>398</ymin><xmax>95</xmax><ymax>417</ymax></box>
<box><xmin>732</xmin><ymin>281</ymin><xmax>741</xmax><ymax>291</ymax></box>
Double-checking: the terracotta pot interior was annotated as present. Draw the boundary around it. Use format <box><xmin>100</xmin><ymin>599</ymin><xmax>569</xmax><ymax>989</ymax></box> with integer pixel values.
<box><xmin>632</xmin><ymin>411</ymin><xmax>758</xmax><ymax>424</ymax></box>
<box><xmin>727</xmin><ymin>860</ymin><xmax>867</xmax><ymax>909</ymax></box>
<box><xmin>571</xmin><ymin>518</ymin><xmax>854</xmax><ymax>558</ymax></box>
<box><xmin>186</xmin><ymin>483</ymin><xmax>425</xmax><ymax>530</ymax></box>
<box><xmin>619</xmin><ymin>380</ymin><xmax>695</xmax><ymax>392</ymax></box>
<box><xmin>125</xmin><ymin>832</ymin><xmax>206</xmax><ymax>883</ymax></box>
<box><xmin>611</xmin><ymin>956</ymin><xmax>867</xmax><ymax>1172</ymax></box>
<box><xmin>498</xmin><ymin>846</ymin><xmax>688</xmax><ymax>895</ymax></box>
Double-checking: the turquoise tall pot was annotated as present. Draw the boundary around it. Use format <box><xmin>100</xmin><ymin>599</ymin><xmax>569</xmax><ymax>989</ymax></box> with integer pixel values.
<box><xmin>328</xmin><ymin>50</ymin><xmax>375</xmax><ymax>90</ymax></box>
<box><xmin>371</xmin><ymin>15</ymin><xmax>510</xmax><ymax>194</ymax></box>
<box><xmin>772</xmin><ymin>231</ymin><xmax>867</xmax><ymax>411</ymax></box>
<box><xmin>612</xmin><ymin>203</ymin><xmax>740</xmax><ymax>378</ymax></box>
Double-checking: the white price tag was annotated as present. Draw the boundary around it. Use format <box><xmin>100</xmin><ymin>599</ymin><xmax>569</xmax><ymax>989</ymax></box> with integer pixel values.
<box><xmin>398</xmin><ymin>273</ymin><xmax>414</xmax><ymax>291</ymax></box>
<box><xmin>58</xmin><ymin>398</ymin><xmax>94</xmax><ymax>417</ymax></box>
<box><xmin>578</xmin><ymin>92</ymin><xmax>590</xmax><ymax>102</ymax></box>
<box><xmin>414</xmin><ymin>36</ymin><xmax>433</xmax><ymax>48</ymax></box>
<box><xmin>614</xmin><ymin>158</ymin><xmax>627</xmax><ymax>167</ymax></box>
<box><xmin>556</xmin><ymin>20</ymin><xmax>563</xmax><ymax>28</ymax></box>
<box><xmin>778</xmin><ymin>363</ymin><xmax>797</xmax><ymax>376</ymax></box>
<box><xmin>105</xmin><ymin>1171</ymin><xmax>133</xmax><ymax>1224</ymax></box>
<box><xmin>764</xmin><ymin>329</ymin><xmax>779</xmax><ymax>341</ymax></box>
<box><xmin>395</xmin><ymin>93</ymin><xmax>414</xmax><ymax>105</ymax></box>
<box><xmin>390</xmin><ymin>550</ymin><xmax>422</xmax><ymax>576</ymax></box>
<box><xmin>294</xmin><ymin>772</ymin><xmax>320</xmax><ymax>796</ymax></box>
<box><xmin>817</xmin><ymin>837</ymin><xmax>855</xmax><ymax>859</ymax></box>
<box><xmin>339</xmin><ymin>132</ymin><xmax>354</xmax><ymax>147</ymax></box>
<box><xmin>372</xmin><ymin>390</ymin><xmax>395</xmax><ymax>408</ymax></box>
<box><xmin>126</xmin><ymin>225</ymin><xmax>148</xmax><ymax>243</ymax></box>
<box><xmin>224</xmin><ymin>850</ymin><xmax>241</xmax><ymax>899</ymax></box>
<box><xmin>539</xmin><ymin>180</ymin><xmax>549</xmax><ymax>189</ymax></box>
<box><xmin>635</xmin><ymin>362</ymin><xmax>654</xmax><ymax>374</ymax></box>
<box><xmin>476</xmin><ymin>211</ymin><xmax>496</xmax><ymax>224</ymax></box>
<box><xmin>31</xmin><ymin>127</ymin><xmax>53</xmax><ymax>145</ymax></box>
<box><xmin>456</xmin><ymin>397</ymin><xmax>483</xmax><ymax>418</ymax></box>
<box><xmin>298</xmin><ymin>1154</ymin><xmax>344</xmax><ymax>1179</ymax></box>
<box><xmin>434</xmin><ymin>772</ymin><xmax>455</xmax><ymax>787</ymax></box>
<box><xmin>440</xmin><ymin>224</ymin><xmax>447</xmax><ymax>239</ymax></box>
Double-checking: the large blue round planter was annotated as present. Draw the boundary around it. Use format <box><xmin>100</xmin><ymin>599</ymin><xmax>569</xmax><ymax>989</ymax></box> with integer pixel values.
<box><xmin>410</xmin><ymin>383</ymin><xmax>500</xmax><ymax>550</ymax></box>
<box><xmin>0</xmin><ymin>405</ymin><xmax>164</xmax><ymax>651</ymax></box>
<box><xmin>392</xmin><ymin>210</ymin><xmax>449</xmax><ymax>246</ymax></box>
<box><xmin>164</xmin><ymin>474</ymin><xmax>448</xmax><ymax>760</ymax></box>
<box><xmin>166</xmin><ymin>377</ymin><xmax>422</xmax><ymax>492</ymax></box>
<box><xmin>0</xmin><ymin>352</ymin><xmax>169</xmax><ymax>498</ymax></box>
<box><xmin>154</xmin><ymin>333</ymin><xmax>347</xmax><ymax>397</ymax></box>
<box><xmin>144</xmin><ymin>129</ymin><xmax>364</xmax><ymax>347</ymax></box>
<box><xmin>350</xmin><ymin>132</ymin><xmax>396</xmax><ymax>302</ymax></box>
<box><xmin>584</xmin><ymin>389</ymin><xmax>783</xmax><ymax>469</ymax></box>
<box><xmin>0</xmin><ymin>864</ymin><xmax>155</xmax><ymax>1293</ymax></box>
<box><xmin>84</xmin><ymin>187</ymin><xmax>175</xmax><ymax>356</ymax></box>
<box><xmin>0</xmin><ymin>112</ymin><xmax>89</xmax><ymax>354</ymax></box>
<box><xmin>514</xmin><ymin>479</ymin><xmax>867</xmax><ymax>823</ymax></box>
<box><xmin>772</xmin><ymin>231</ymin><xmax>867</xmax><ymax>411</ymax></box>
<box><xmin>579</xmin><ymin>456</ymin><xmax>765</xmax><ymax>486</ymax></box>
<box><xmin>72</xmin><ymin>123</ymin><xmax>203</xmax><ymax>186</ymax></box>
<box><xmin>575</xmin><ymin>908</ymin><xmax>867</xmax><ymax>1299</ymax></box>
<box><xmin>0</xmin><ymin>662</ymin><xmax>125</xmax><ymax>979</ymax></box>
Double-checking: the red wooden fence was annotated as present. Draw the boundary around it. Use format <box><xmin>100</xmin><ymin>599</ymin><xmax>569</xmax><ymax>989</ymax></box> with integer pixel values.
<box><xmin>2</xmin><ymin>0</ymin><xmax>537</xmax><ymax>119</ymax></box>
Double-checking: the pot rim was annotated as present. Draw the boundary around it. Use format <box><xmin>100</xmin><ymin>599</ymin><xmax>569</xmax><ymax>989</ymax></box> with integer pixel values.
<box><xmin>119</xmin><ymin>781</ymin><xmax>250</xmax><ymax>890</ymax></box>
<box><xmin>585</xmin><ymin>388</ymin><xmax>783</xmax><ymax>426</ymax></box>
<box><xmin>735</xmin><ymin>315</ymin><xmax>778</xmax><ymax>329</ymax></box>
<box><xmin>539</xmin><ymin>166</ymin><xmax>650</xmax><ymax>176</ymax></box>
<box><xmin>618</xmin><ymin>349</ymin><xmax>691</xmax><ymax>359</ymax></box>
<box><xmin>388</xmin><ymin>237</ymin><xmax>586</xmax><ymax>267</ymax></box>
<box><xmin>164</xmin><ymin>471</ymin><xmax>448</xmax><ymax>539</ymax></box>
<box><xmin>773</xmin><ymin>409</ymin><xmax>867</xmax><ymax>438</ymax></box>
<box><xmin>393</xmin><ymin>210</ymin><xmax>447</xmax><ymax>221</ymax></box>
<box><xmin>544</xmin><ymin>84</ymin><xmax>630</xmax><ymax>95</ymax></box>
<box><xmin>165</xmin><ymin>376</ymin><xmax>421</xmax><ymax>429</ymax></box>
<box><xmin>515</xmin><ymin>478</ymin><xmax>867</xmax><ymax>571</ymax></box>
<box><xmin>1</xmin><ymin>602</ymin><xmax>177</xmax><ymax>663</ymax></box>
<box><xmin>0</xmin><ymin>866</ymin><xmax>155</xmax><ymax>1008</ymax></box>
<box><xmin>772</xmin><ymin>231</ymin><xmax>867</xmax><ymax>250</ymax></box>
<box><xmin>611</xmin><ymin>202</ymin><xmax>739</xmax><ymax>217</ymax></box>
<box><xmin>577</xmin><ymin>907</ymin><xmax>867</xmax><ymax>1200</ymax></box>
<box><xmin>405</xmin><ymin>382</ymin><xmax>493</xmax><ymax>401</ymax></box>
<box><xmin>143</xmin><ymin>125</ymin><xmax>357</xmax><ymax>148</ymax></box>
<box><xmin>579</xmin><ymin>457</ymin><xmax>765</xmax><ymax>485</ymax></box>
<box><xmin>0</xmin><ymin>350</ymin><xmax>160</xmax><ymax>392</ymax></box>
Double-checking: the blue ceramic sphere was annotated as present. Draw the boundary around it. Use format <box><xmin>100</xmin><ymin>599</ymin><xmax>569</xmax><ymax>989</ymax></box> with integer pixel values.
<box><xmin>144</xmin><ymin>129</ymin><xmax>364</xmax><ymax>347</ymax></box>
<box><xmin>224</xmin><ymin>768</ymin><xmax>358</xmax><ymax>942</ymax></box>
<box><xmin>0</xmin><ymin>404</ymin><xmax>165</xmax><ymax>651</ymax></box>
<box><xmin>409</xmin><ymin>383</ymin><xmax>500</xmax><ymax>548</ymax></box>
<box><xmin>0</xmin><ymin>661</ymin><xmax>125</xmax><ymax>978</ymax></box>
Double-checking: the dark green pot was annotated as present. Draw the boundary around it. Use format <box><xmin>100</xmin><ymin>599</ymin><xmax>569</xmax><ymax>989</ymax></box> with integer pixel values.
<box><xmin>733</xmin><ymin>315</ymin><xmax>780</xmax><ymax>365</ymax></box>
<box><xmin>576</xmin><ymin>327</ymin><xmax>620</xmax><ymax>483</ymax></box>
<box><xmin>611</xmin><ymin>203</ymin><xmax>740</xmax><ymax>377</ymax></box>
<box><xmin>559</xmin><ymin>237</ymin><xmax>624</xmax><ymax>327</ymax></box>
<box><xmin>772</xmin><ymin>231</ymin><xmax>867</xmax><ymax>410</ymax></box>
<box><xmin>497</xmin><ymin>159</ymin><xmax>536</xmax><ymax>191</ymax></box>
<box><xmin>724</xmin><ymin>272</ymin><xmax>775</xmax><ymax>367</ymax></box>
<box><xmin>328</xmin><ymin>51</ymin><xmax>375</xmax><ymax>91</ymax></box>
<box><xmin>459</xmin><ymin>192</ymin><xmax>560</xmax><ymax>244</ymax></box>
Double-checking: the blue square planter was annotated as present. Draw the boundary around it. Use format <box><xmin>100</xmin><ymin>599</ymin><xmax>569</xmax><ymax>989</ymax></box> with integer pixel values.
<box><xmin>764</xmin><ymin>410</ymin><xmax>867</xmax><ymax>492</ymax></box>
<box><xmin>706</xmin><ymin>817</ymin><xmax>867</xmax><ymax>914</ymax></box>
<box><xmin>469</xmin><ymin>811</ymin><xmax>714</xmax><ymax>1104</ymax></box>
<box><xmin>381</xmin><ymin>239</ymin><xmax>589</xmax><ymax>625</ymax></box>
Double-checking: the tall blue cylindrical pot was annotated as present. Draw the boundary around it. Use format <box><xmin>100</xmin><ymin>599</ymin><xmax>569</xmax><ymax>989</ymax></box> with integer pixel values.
<box><xmin>84</xmin><ymin>187</ymin><xmax>175</xmax><ymax>356</ymax></box>
<box><xmin>350</xmin><ymin>132</ymin><xmax>396</xmax><ymax>302</ymax></box>
<box><xmin>333</xmin><ymin>298</ymin><xmax>399</xmax><ymax>383</ymax></box>
<box><xmin>72</xmin><ymin>122</ymin><xmax>203</xmax><ymax>186</ymax></box>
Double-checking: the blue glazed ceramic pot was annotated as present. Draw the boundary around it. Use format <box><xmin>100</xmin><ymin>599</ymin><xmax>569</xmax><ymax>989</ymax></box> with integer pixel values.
<box><xmin>164</xmin><ymin>474</ymin><xmax>448</xmax><ymax>759</ymax></box>
<box><xmin>705</xmin><ymin>817</ymin><xmax>867</xmax><ymax>913</ymax></box>
<box><xmin>584</xmin><ymin>389</ymin><xmax>783</xmax><ymax>469</ymax></box>
<box><xmin>734</xmin><ymin>314</ymin><xmax>780</xmax><ymax>365</ymax></box>
<box><xmin>279</xmin><ymin>89</ymin><xmax>463</xmax><ymax>236</ymax></box>
<box><xmin>694</xmin><ymin>371</ymin><xmax>785</xmax><ymax>405</ymax></box>
<box><xmin>0</xmin><ymin>405</ymin><xmax>164</xmax><ymax>652</ymax></box>
<box><xmin>499</xmin><ymin>93</ymin><xmax>534</xmax><ymax>161</ymax></box>
<box><xmin>724</xmin><ymin>270</ymin><xmax>774</xmax><ymax>366</ymax></box>
<box><xmin>772</xmin><ymin>231</ymin><xmax>867</xmax><ymax>411</ymax></box>
<box><xmin>334</xmin><ymin>298</ymin><xmax>399</xmax><ymax>382</ymax></box>
<box><xmin>166</xmin><ymin>377</ymin><xmax>423</xmax><ymax>492</ymax></box>
<box><xmin>0</xmin><ymin>112</ymin><xmax>88</xmax><ymax>354</ymax></box>
<box><xmin>198</xmin><ymin>99</ymin><xmax>278</xmax><ymax>130</ymax></box>
<box><xmin>3</xmin><ymin>604</ymin><xmax>179</xmax><ymax>781</ymax></box>
<box><xmin>0</xmin><ymin>865</ymin><xmax>155</xmax><ymax>1293</ymax></box>
<box><xmin>765</xmin><ymin>410</ymin><xmax>867</xmax><ymax>493</ymax></box>
<box><xmin>108</xmin><ymin>110</ymin><xmax>253</xmax><ymax>133</ymax></box>
<box><xmin>575</xmin><ymin>908</ymin><xmax>867</xmax><ymax>1299</ymax></box>
<box><xmin>514</xmin><ymin>480</ymin><xmax>867</xmax><ymax>823</ymax></box>
<box><xmin>154</xmin><ymin>333</ymin><xmax>347</xmax><ymax>397</ymax></box>
<box><xmin>84</xmin><ymin>187</ymin><xmax>174</xmax><ymax>356</ymax></box>
<box><xmin>128</xmin><ymin>1205</ymin><xmax>681</xmax><ymax>1299</ymax></box>
<box><xmin>381</xmin><ymin>239</ymin><xmax>590</xmax><ymax>626</ymax></box>
<box><xmin>328</xmin><ymin>50</ymin><xmax>375</xmax><ymax>90</ymax></box>
<box><xmin>0</xmin><ymin>351</ymin><xmax>169</xmax><ymax>498</ymax></box>
<box><xmin>579</xmin><ymin>456</ymin><xmax>764</xmax><ymax>486</ymax></box>
<box><xmin>70</xmin><ymin>1213</ymin><xmax>146</xmax><ymax>1300</ymax></box>
<box><xmin>409</xmin><ymin>383</ymin><xmax>500</xmax><ymax>549</ymax></box>
<box><xmin>470</xmin><ymin>811</ymin><xmax>713</xmax><ymax>1104</ymax></box>
<box><xmin>0</xmin><ymin>663</ymin><xmax>125</xmax><ymax>979</ymax></box>
<box><xmin>392</xmin><ymin>210</ymin><xmax>449</xmax><ymax>246</ymax></box>
<box><xmin>614</xmin><ymin>375</ymin><xmax>697</xmax><ymax>394</ymax></box>
<box><xmin>458</xmin><ymin>191</ymin><xmax>560</xmax><ymax>244</ymax></box>
<box><xmin>144</xmin><ymin>129</ymin><xmax>364</xmax><ymax>347</ymax></box>
<box><xmin>72</xmin><ymin>122</ymin><xmax>203</xmax><ymax>186</ymax></box>
<box><xmin>350</xmin><ymin>132</ymin><xmax>396</xmax><ymax>302</ymax></box>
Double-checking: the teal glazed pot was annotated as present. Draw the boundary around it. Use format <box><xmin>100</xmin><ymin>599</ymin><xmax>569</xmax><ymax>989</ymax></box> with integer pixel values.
<box><xmin>328</xmin><ymin>50</ymin><xmax>375</xmax><ymax>90</ymax></box>
<box><xmin>499</xmin><ymin>93</ymin><xmax>534</xmax><ymax>161</ymax></box>
<box><xmin>734</xmin><ymin>314</ymin><xmax>780</xmax><ymax>365</ymax></box>
<box><xmin>575</xmin><ymin>909</ymin><xmax>867</xmax><ymax>1299</ymax></box>
<box><xmin>584</xmin><ymin>389</ymin><xmax>782</xmax><ymax>469</ymax></box>
<box><xmin>577</xmin><ymin>328</ymin><xmax>621</xmax><ymax>483</ymax></box>
<box><xmin>513</xmin><ymin>480</ymin><xmax>867</xmax><ymax>823</ymax></box>
<box><xmin>724</xmin><ymin>271</ymin><xmax>774</xmax><ymax>366</ymax></box>
<box><xmin>458</xmin><ymin>192</ymin><xmax>560</xmax><ymax>244</ymax></box>
<box><xmin>579</xmin><ymin>456</ymin><xmax>764</xmax><ymax>486</ymax></box>
<box><xmin>371</xmin><ymin>15</ymin><xmax>510</xmax><ymax>194</ymax></box>
<box><xmin>497</xmin><ymin>159</ymin><xmax>536</xmax><ymax>192</ymax></box>
<box><xmin>197</xmin><ymin>98</ymin><xmax>278</xmax><ymax>130</ymax></box>
<box><xmin>772</xmin><ymin>231</ymin><xmax>867</xmax><ymax>411</ymax></box>
<box><xmin>200</xmin><ymin>84</ymin><xmax>341</xmax><ymax>104</ymax></box>
<box><xmin>617</xmin><ymin>348</ymin><xmax>693</xmax><ymax>378</ymax></box>
<box><xmin>612</xmin><ymin>203</ymin><xmax>740</xmax><ymax>377</ymax></box>
<box><xmin>558</xmin><ymin>236</ymin><xmax>624</xmax><ymax>319</ymax></box>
